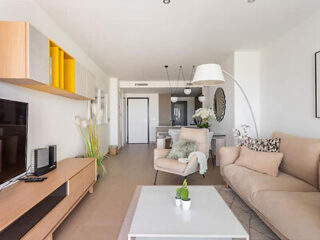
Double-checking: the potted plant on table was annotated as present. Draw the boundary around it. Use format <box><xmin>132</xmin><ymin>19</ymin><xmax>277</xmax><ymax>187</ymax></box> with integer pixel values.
<box><xmin>175</xmin><ymin>187</ymin><xmax>182</xmax><ymax>206</ymax></box>
<box><xmin>180</xmin><ymin>179</ymin><xmax>191</xmax><ymax>210</ymax></box>
<box><xmin>175</xmin><ymin>180</ymin><xmax>191</xmax><ymax>210</ymax></box>
<box><xmin>75</xmin><ymin>103</ymin><xmax>107</xmax><ymax>179</ymax></box>
<box><xmin>192</xmin><ymin>108</ymin><xmax>215</xmax><ymax>129</ymax></box>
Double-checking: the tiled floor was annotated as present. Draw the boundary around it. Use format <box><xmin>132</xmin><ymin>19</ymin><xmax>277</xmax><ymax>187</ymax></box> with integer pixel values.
<box><xmin>54</xmin><ymin>144</ymin><xmax>224</xmax><ymax>240</ymax></box>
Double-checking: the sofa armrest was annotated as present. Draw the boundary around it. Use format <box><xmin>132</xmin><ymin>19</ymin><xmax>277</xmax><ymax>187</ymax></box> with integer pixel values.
<box><xmin>154</xmin><ymin>148</ymin><xmax>171</xmax><ymax>168</ymax></box>
<box><xmin>219</xmin><ymin>146</ymin><xmax>241</xmax><ymax>177</ymax></box>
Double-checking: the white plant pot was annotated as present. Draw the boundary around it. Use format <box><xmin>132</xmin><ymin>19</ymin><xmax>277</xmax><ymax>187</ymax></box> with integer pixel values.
<box><xmin>181</xmin><ymin>199</ymin><xmax>191</xmax><ymax>210</ymax></box>
<box><xmin>175</xmin><ymin>197</ymin><xmax>181</xmax><ymax>207</ymax></box>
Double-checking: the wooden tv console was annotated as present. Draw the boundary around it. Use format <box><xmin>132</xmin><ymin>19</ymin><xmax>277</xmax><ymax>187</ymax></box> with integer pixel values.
<box><xmin>0</xmin><ymin>157</ymin><xmax>96</xmax><ymax>240</ymax></box>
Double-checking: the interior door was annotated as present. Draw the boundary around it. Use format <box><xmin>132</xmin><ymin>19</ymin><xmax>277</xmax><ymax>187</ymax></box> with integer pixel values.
<box><xmin>127</xmin><ymin>98</ymin><xmax>149</xmax><ymax>143</ymax></box>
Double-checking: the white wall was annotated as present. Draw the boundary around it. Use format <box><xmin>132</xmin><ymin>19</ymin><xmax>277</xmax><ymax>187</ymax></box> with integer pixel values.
<box><xmin>124</xmin><ymin>93</ymin><xmax>159</xmax><ymax>142</ymax></box>
<box><xmin>109</xmin><ymin>78</ymin><xmax>119</xmax><ymax>146</ymax></box>
<box><xmin>0</xmin><ymin>0</ymin><xmax>110</xmax><ymax>166</ymax></box>
<box><xmin>176</xmin><ymin>97</ymin><xmax>195</xmax><ymax>125</ymax></box>
<box><xmin>234</xmin><ymin>52</ymin><xmax>261</xmax><ymax>138</ymax></box>
<box><xmin>260</xmin><ymin>10</ymin><xmax>320</xmax><ymax>138</ymax></box>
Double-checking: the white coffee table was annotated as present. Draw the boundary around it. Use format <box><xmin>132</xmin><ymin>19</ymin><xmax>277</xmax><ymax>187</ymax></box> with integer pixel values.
<box><xmin>128</xmin><ymin>186</ymin><xmax>249</xmax><ymax>240</ymax></box>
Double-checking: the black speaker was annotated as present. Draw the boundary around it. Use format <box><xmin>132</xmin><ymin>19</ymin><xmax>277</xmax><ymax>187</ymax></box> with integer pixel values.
<box><xmin>49</xmin><ymin>145</ymin><xmax>57</xmax><ymax>169</ymax></box>
<box><xmin>34</xmin><ymin>145</ymin><xmax>57</xmax><ymax>176</ymax></box>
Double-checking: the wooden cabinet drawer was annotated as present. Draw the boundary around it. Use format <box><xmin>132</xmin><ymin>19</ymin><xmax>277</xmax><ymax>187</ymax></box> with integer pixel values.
<box><xmin>84</xmin><ymin>161</ymin><xmax>96</xmax><ymax>190</ymax></box>
<box><xmin>69</xmin><ymin>170</ymin><xmax>85</xmax><ymax>202</ymax></box>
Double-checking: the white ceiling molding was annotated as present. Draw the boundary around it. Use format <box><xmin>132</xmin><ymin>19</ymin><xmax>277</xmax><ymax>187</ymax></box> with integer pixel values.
<box><xmin>120</xmin><ymin>80</ymin><xmax>197</xmax><ymax>88</ymax></box>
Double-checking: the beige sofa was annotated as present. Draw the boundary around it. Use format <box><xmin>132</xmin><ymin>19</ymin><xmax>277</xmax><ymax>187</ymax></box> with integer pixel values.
<box><xmin>220</xmin><ymin>131</ymin><xmax>320</xmax><ymax>240</ymax></box>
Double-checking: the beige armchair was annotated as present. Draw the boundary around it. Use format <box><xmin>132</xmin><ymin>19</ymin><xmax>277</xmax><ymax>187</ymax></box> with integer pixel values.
<box><xmin>154</xmin><ymin>127</ymin><xmax>209</xmax><ymax>185</ymax></box>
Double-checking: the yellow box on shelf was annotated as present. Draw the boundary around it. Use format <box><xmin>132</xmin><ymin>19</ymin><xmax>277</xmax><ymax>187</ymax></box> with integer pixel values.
<box><xmin>48</xmin><ymin>40</ymin><xmax>75</xmax><ymax>93</ymax></box>
<box><xmin>59</xmin><ymin>50</ymin><xmax>64</xmax><ymax>89</ymax></box>
<box><xmin>64</xmin><ymin>58</ymin><xmax>75</xmax><ymax>93</ymax></box>
<box><xmin>50</xmin><ymin>46</ymin><xmax>59</xmax><ymax>88</ymax></box>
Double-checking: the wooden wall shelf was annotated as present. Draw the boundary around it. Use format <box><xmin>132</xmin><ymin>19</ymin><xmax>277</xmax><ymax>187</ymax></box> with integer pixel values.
<box><xmin>0</xmin><ymin>21</ymin><xmax>96</xmax><ymax>101</ymax></box>
<box><xmin>0</xmin><ymin>157</ymin><xmax>97</xmax><ymax>240</ymax></box>
<box><xmin>0</xmin><ymin>78</ymin><xmax>92</xmax><ymax>100</ymax></box>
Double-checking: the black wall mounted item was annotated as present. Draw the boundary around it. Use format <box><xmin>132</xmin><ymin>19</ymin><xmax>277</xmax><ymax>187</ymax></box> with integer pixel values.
<box><xmin>34</xmin><ymin>145</ymin><xmax>57</xmax><ymax>176</ymax></box>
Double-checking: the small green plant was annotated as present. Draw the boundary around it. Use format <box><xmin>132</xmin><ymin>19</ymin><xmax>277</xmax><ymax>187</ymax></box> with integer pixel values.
<box><xmin>182</xmin><ymin>179</ymin><xmax>188</xmax><ymax>188</ymax></box>
<box><xmin>180</xmin><ymin>179</ymin><xmax>189</xmax><ymax>201</ymax></box>
<box><xmin>176</xmin><ymin>187</ymin><xmax>182</xmax><ymax>199</ymax></box>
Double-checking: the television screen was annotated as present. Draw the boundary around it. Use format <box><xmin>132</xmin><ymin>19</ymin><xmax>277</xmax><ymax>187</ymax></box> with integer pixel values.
<box><xmin>0</xmin><ymin>99</ymin><xmax>28</xmax><ymax>185</ymax></box>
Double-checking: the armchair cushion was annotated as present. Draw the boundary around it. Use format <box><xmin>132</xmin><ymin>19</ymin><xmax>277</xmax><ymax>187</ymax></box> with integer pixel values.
<box><xmin>154</xmin><ymin>148</ymin><xmax>171</xmax><ymax>168</ymax></box>
<box><xmin>156</xmin><ymin>158</ymin><xmax>187</xmax><ymax>174</ymax></box>
<box><xmin>179</xmin><ymin>127</ymin><xmax>209</xmax><ymax>158</ymax></box>
<box><xmin>167</xmin><ymin>140</ymin><xmax>197</xmax><ymax>160</ymax></box>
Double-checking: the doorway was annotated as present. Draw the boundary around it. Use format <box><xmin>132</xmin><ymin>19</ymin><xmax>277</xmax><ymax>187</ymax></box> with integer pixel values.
<box><xmin>127</xmin><ymin>98</ymin><xmax>149</xmax><ymax>143</ymax></box>
<box><xmin>171</xmin><ymin>101</ymin><xmax>187</xmax><ymax>126</ymax></box>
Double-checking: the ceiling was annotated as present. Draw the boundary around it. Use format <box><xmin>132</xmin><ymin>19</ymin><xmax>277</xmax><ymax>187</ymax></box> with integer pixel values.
<box><xmin>35</xmin><ymin>0</ymin><xmax>320</xmax><ymax>81</ymax></box>
<box><xmin>122</xmin><ymin>87</ymin><xmax>202</xmax><ymax>97</ymax></box>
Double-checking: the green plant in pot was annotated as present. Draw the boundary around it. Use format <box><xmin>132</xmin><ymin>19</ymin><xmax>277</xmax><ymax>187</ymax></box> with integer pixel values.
<box><xmin>181</xmin><ymin>179</ymin><xmax>191</xmax><ymax>210</ymax></box>
<box><xmin>75</xmin><ymin>103</ymin><xmax>107</xmax><ymax>180</ymax></box>
<box><xmin>175</xmin><ymin>187</ymin><xmax>182</xmax><ymax>206</ymax></box>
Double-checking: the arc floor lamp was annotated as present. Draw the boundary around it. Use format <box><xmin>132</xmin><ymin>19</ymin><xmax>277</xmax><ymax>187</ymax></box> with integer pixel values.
<box><xmin>192</xmin><ymin>64</ymin><xmax>259</xmax><ymax>138</ymax></box>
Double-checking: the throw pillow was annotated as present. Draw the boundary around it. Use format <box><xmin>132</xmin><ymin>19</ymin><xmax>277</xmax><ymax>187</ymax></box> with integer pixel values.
<box><xmin>167</xmin><ymin>140</ymin><xmax>197</xmax><ymax>160</ymax></box>
<box><xmin>242</xmin><ymin>137</ymin><xmax>281</xmax><ymax>152</ymax></box>
<box><xmin>235</xmin><ymin>147</ymin><xmax>283</xmax><ymax>177</ymax></box>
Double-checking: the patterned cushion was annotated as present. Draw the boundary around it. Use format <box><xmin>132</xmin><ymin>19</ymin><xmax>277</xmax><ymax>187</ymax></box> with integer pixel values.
<box><xmin>167</xmin><ymin>140</ymin><xmax>197</xmax><ymax>160</ymax></box>
<box><xmin>242</xmin><ymin>137</ymin><xmax>281</xmax><ymax>152</ymax></box>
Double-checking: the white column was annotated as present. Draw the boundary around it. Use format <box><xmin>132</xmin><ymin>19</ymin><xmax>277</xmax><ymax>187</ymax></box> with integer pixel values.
<box><xmin>109</xmin><ymin>78</ymin><xmax>119</xmax><ymax>146</ymax></box>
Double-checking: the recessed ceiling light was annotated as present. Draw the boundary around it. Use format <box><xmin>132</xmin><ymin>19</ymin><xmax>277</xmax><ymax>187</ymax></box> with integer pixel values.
<box><xmin>163</xmin><ymin>0</ymin><xmax>170</xmax><ymax>4</ymax></box>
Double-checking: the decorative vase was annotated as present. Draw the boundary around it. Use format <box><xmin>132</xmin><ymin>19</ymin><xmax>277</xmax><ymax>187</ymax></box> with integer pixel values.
<box><xmin>175</xmin><ymin>197</ymin><xmax>181</xmax><ymax>207</ymax></box>
<box><xmin>108</xmin><ymin>145</ymin><xmax>118</xmax><ymax>155</ymax></box>
<box><xmin>181</xmin><ymin>199</ymin><xmax>191</xmax><ymax>210</ymax></box>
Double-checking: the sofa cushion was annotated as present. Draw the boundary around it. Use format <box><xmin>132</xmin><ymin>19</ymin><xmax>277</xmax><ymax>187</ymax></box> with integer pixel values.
<box><xmin>272</xmin><ymin>131</ymin><xmax>320</xmax><ymax>188</ymax></box>
<box><xmin>235</xmin><ymin>147</ymin><xmax>283</xmax><ymax>177</ymax></box>
<box><xmin>223</xmin><ymin>164</ymin><xmax>317</xmax><ymax>205</ymax></box>
<box><xmin>156</xmin><ymin>158</ymin><xmax>187</xmax><ymax>173</ymax></box>
<box><xmin>253</xmin><ymin>191</ymin><xmax>320</xmax><ymax>240</ymax></box>
<box><xmin>242</xmin><ymin>137</ymin><xmax>281</xmax><ymax>152</ymax></box>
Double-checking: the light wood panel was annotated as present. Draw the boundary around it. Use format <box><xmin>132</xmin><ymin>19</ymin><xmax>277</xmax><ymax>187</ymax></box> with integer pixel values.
<box><xmin>0</xmin><ymin>158</ymin><xmax>96</xmax><ymax>233</ymax></box>
<box><xmin>0</xmin><ymin>21</ymin><xmax>27</xmax><ymax>78</ymax></box>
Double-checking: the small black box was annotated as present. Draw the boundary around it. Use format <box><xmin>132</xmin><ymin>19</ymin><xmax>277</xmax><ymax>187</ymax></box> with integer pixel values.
<box><xmin>34</xmin><ymin>145</ymin><xmax>57</xmax><ymax>176</ymax></box>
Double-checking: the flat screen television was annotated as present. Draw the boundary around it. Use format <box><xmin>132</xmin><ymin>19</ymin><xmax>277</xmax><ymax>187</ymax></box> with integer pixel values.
<box><xmin>0</xmin><ymin>99</ymin><xmax>28</xmax><ymax>185</ymax></box>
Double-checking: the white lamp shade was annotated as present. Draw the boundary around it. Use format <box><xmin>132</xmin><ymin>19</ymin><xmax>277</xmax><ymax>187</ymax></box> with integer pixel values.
<box><xmin>192</xmin><ymin>64</ymin><xmax>225</xmax><ymax>86</ymax></box>
<box><xmin>184</xmin><ymin>88</ymin><xmax>192</xmax><ymax>95</ymax></box>
<box><xmin>198</xmin><ymin>95</ymin><xmax>205</xmax><ymax>102</ymax></box>
<box><xmin>171</xmin><ymin>96</ymin><xmax>178</xmax><ymax>103</ymax></box>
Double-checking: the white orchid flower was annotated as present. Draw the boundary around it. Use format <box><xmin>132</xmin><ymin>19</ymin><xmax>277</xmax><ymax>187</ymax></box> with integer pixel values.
<box><xmin>81</xmin><ymin>119</ymin><xmax>89</xmax><ymax>128</ymax></box>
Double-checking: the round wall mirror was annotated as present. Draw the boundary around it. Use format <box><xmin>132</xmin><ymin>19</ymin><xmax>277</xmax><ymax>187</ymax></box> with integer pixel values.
<box><xmin>214</xmin><ymin>88</ymin><xmax>226</xmax><ymax>122</ymax></box>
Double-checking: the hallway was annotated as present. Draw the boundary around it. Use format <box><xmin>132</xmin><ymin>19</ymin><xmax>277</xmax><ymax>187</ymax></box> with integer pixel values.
<box><xmin>54</xmin><ymin>144</ymin><xmax>225</xmax><ymax>240</ymax></box>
